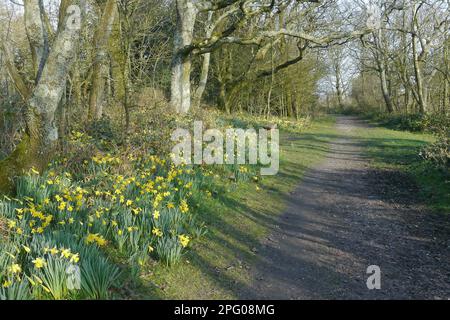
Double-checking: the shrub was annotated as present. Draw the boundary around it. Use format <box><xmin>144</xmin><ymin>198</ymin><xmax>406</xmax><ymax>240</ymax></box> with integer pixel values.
<box><xmin>86</xmin><ymin>117</ymin><xmax>121</xmax><ymax>151</ymax></box>
<box><xmin>354</xmin><ymin>110</ymin><xmax>449</xmax><ymax>134</ymax></box>
<box><xmin>420</xmin><ymin>133</ymin><xmax>450</xmax><ymax>171</ymax></box>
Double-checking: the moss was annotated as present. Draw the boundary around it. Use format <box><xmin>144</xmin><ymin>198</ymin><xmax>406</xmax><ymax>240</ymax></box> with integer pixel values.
<box><xmin>0</xmin><ymin>134</ymin><xmax>42</xmax><ymax>194</ymax></box>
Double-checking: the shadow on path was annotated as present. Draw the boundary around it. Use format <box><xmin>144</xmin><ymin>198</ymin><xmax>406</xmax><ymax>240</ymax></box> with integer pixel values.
<box><xmin>238</xmin><ymin>116</ymin><xmax>450</xmax><ymax>300</ymax></box>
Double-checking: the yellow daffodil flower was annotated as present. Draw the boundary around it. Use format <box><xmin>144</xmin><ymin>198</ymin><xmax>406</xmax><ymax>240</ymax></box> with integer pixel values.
<box><xmin>32</xmin><ymin>258</ymin><xmax>47</xmax><ymax>269</ymax></box>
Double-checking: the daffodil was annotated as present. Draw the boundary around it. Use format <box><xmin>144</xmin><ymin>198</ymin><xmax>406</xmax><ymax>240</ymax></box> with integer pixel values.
<box><xmin>32</xmin><ymin>258</ymin><xmax>47</xmax><ymax>269</ymax></box>
<box><xmin>96</xmin><ymin>236</ymin><xmax>107</xmax><ymax>247</ymax></box>
<box><xmin>58</xmin><ymin>202</ymin><xmax>66</xmax><ymax>211</ymax></box>
<box><xmin>7</xmin><ymin>220</ymin><xmax>16</xmax><ymax>229</ymax></box>
<box><xmin>152</xmin><ymin>228</ymin><xmax>163</xmax><ymax>237</ymax></box>
<box><xmin>9</xmin><ymin>264</ymin><xmax>22</xmax><ymax>274</ymax></box>
<box><xmin>179</xmin><ymin>200</ymin><xmax>189</xmax><ymax>213</ymax></box>
<box><xmin>86</xmin><ymin>233</ymin><xmax>107</xmax><ymax>247</ymax></box>
<box><xmin>70</xmin><ymin>253</ymin><xmax>80</xmax><ymax>264</ymax></box>
<box><xmin>131</xmin><ymin>208</ymin><xmax>141</xmax><ymax>215</ymax></box>
<box><xmin>178</xmin><ymin>234</ymin><xmax>190</xmax><ymax>248</ymax></box>
<box><xmin>61</xmin><ymin>248</ymin><xmax>72</xmax><ymax>259</ymax></box>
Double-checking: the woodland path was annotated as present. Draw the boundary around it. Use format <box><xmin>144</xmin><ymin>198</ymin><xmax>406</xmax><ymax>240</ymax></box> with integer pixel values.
<box><xmin>240</xmin><ymin>116</ymin><xmax>450</xmax><ymax>300</ymax></box>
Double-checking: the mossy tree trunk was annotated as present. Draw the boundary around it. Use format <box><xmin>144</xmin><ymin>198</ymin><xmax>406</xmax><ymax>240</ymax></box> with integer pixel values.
<box><xmin>0</xmin><ymin>0</ymin><xmax>82</xmax><ymax>194</ymax></box>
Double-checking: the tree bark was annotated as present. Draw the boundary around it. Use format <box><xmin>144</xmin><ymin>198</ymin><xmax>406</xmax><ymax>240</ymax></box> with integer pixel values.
<box><xmin>88</xmin><ymin>0</ymin><xmax>117</xmax><ymax>121</ymax></box>
<box><xmin>412</xmin><ymin>33</ymin><xmax>427</xmax><ymax>113</ymax></box>
<box><xmin>444</xmin><ymin>78</ymin><xmax>449</xmax><ymax>113</ymax></box>
<box><xmin>193</xmin><ymin>11</ymin><xmax>213</xmax><ymax>109</ymax></box>
<box><xmin>0</xmin><ymin>1</ymin><xmax>82</xmax><ymax>193</ymax></box>
<box><xmin>170</xmin><ymin>0</ymin><xmax>198</xmax><ymax>114</ymax></box>
<box><xmin>379</xmin><ymin>62</ymin><xmax>394</xmax><ymax>113</ymax></box>
<box><xmin>374</xmin><ymin>30</ymin><xmax>394</xmax><ymax>113</ymax></box>
<box><xmin>334</xmin><ymin>61</ymin><xmax>344</xmax><ymax>109</ymax></box>
<box><xmin>24</xmin><ymin>0</ymin><xmax>46</xmax><ymax>79</ymax></box>
<box><xmin>411</xmin><ymin>5</ymin><xmax>428</xmax><ymax>114</ymax></box>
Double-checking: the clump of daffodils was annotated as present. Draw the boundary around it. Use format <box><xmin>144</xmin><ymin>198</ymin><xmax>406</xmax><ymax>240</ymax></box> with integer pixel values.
<box><xmin>86</xmin><ymin>233</ymin><xmax>107</xmax><ymax>247</ymax></box>
<box><xmin>0</xmin><ymin>147</ymin><xmax>252</xmax><ymax>298</ymax></box>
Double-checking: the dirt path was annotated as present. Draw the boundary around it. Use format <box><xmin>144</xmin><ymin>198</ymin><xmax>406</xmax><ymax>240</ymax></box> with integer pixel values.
<box><xmin>241</xmin><ymin>116</ymin><xmax>450</xmax><ymax>300</ymax></box>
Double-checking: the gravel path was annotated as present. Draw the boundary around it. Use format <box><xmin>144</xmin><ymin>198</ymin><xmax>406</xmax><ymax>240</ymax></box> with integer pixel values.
<box><xmin>241</xmin><ymin>116</ymin><xmax>450</xmax><ymax>300</ymax></box>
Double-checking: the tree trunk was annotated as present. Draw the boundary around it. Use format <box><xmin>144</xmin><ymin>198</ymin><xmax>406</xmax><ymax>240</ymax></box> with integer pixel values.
<box><xmin>193</xmin><ymin>11</ymin><xmax>213</xmax><ymax>109</ymax></box>
<box><xmin>193</xmin><ymin>52</ymin><xmax>210</xmax><ymax>109</ymax></box>
<box><xmin>24</xmin><ymin>0</ymin><xmax>46</xmax><ymax>79</ymax></box>
<box><xmin>335</xmin><ymin>71</ymin><xmax>344</xmax><ymax>109</ymax></box>
<box><xmin>170</xmin><ymin>0</ymin><xmax>198</xmax><ymax>114</ymax></box>
<box><xmin>109</xmin><ymin>10</ymin><xmax>126</xmax><ymax>104</ymax></box>
<box><xmin>88</xmin><ymin>0</ymin><xmax>117</xmax><ymax>121</ymax></box>
<box><xmin>412</xmin><ymin>36</ymin><xmax>427</xmax><ymax>113</ymax></box>
<box><xmin>0</xmin><ymin>1</ymin><xmax>82</xmax><ymax>193</ymax></box>
<box><xmin>218</xmin><ymin>82</ymin><xmax>229</xmax><ymax>113</ymax></box>
<box><xmin>411</xmin><ymin>6</ymin><xmax>428</xmax><ymax>114</ymax></box>
<box><xmin>444</xmin><ymin>79</ymin><xmax>449</xmax><ymax>114</ymax></box>
<box><xmin>374</xmin><ymin>30</ymin><xmax>394</xmax><ymax>113</ymax></box>
<box><xmin>379</xmin><ymin>64</ymin><xmax>394</xmax><ymax>113</ymax></box>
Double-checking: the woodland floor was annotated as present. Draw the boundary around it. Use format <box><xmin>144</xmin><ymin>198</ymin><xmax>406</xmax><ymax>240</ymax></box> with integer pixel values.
<box><xmin>240</xmin><ymin>116</ymin><xmax>450</xmax><ymax>300</ymax></box>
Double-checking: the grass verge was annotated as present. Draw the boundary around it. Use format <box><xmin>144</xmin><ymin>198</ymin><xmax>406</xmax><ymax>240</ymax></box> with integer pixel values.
<box><xmin>351</xmin><ymin>125</ymin><xmax>449</xmax><ymax>213</ymax></box>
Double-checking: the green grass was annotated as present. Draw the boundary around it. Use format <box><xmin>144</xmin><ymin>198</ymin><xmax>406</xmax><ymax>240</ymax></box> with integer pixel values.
<box><xmin>130</xmin><ymin>116</ymin><xmax>338</xmax><ymax>299</ymax></box>
<box><xmin>351</xmin><ymin>125</ymin><xmax>450</xmax><ymax>213</ymax></box>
